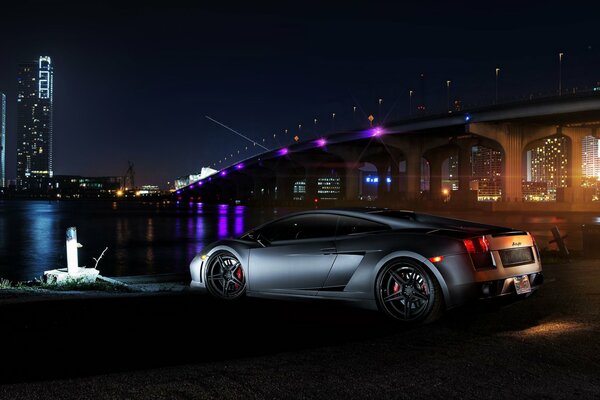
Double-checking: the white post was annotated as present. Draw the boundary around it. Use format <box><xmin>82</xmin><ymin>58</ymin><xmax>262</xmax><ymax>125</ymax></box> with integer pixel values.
<box><xmin>66</xmin><ymin>227</ymin><xmax>79</xmax><ymax>275</ymax></box>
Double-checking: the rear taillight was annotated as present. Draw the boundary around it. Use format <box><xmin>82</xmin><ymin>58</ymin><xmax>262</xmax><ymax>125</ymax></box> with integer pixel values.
<box><xmin>464</xmin><ymin>236</ymin><xmax>494</xmax><ymax>269</ymax></box>
<box><xmin>463</xmin><ymin>236</ymin><xmax>490</xmax><ymax>253</ymax></box>
<box><xmin>463</xmin><ymin>239</ymin><xmax>476</xmax><ymax>253</ymax></box>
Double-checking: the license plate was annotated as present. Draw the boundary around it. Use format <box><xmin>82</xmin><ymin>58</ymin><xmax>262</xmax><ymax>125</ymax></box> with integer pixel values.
<box><xmin>513</xmin><ymin>275</ymin><xmax>531</xmax><ymax>294</ymax></box>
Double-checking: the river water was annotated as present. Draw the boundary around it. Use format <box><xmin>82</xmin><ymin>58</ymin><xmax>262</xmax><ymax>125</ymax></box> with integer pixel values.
<box><xmin>1</xmin><ymin>200</ymin><xmax>598</xmax><ymax>281</ymax></box>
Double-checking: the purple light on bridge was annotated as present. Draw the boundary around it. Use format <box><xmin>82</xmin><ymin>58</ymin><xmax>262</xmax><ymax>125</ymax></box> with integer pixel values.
<box><xmin>198</xmin><ymin>181</ymin><xmax>203</xmax><ymax>185</ymax></box>
<box><xmin>220</xmin><ymin>170</ymin><xmax>227</xmax><ymax>177</ymax></box>
<box><xmin>316</xmin><ymin>138</ymin><xmax>327</xmax><ymax>147</ymax></box>
<box><xmin>277</xmin><ymin>148</ymin><xmax>289</xmax><ymax>156</ymax></box>
<box><xmin>235</xmin><ymin>163</ymin><xmax>244</xmax><ymax>170</ymax></box>
<box><xmin>372</xmin><ymin>127</ymin><xmax>383</xmax><ymax>137</ymax></box>
<box><xmin>176</xmin><ymin>190</ymin><xmax>181</xmax><ymax>194</ymax></box>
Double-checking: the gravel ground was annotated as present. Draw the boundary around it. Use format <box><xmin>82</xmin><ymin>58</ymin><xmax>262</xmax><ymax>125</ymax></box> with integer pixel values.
<box><xmin>0</xmin><ymin>260</ymin><xmax>599</xmax><ymax>399</ymax></box>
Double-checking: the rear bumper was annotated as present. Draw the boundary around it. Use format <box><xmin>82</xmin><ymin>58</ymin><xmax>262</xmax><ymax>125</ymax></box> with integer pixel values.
<box><xmin>444</xmin><ymin>271</ymin><xmax>543</xmax><ymax>308</ymax></box>
<box><xmin>479</xmin><ymin>272</ymin><xmax>543</xmax><ymax>298</ymax></box>
<box><xmin>435</xmin><ymin>252</ymin><xmax>543</xmax><ymax>308</ymax></box>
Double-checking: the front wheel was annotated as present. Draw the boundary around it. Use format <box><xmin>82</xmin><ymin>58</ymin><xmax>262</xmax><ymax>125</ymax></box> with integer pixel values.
<box><xmin>205</xmin><ymin>250</ymin><xmax>246</xmax><ymax>300</ymax></box>
<box><xmin>375</xmin><ymin>258</ymin><xmax>443</xmax><ymax>323</ymax></box>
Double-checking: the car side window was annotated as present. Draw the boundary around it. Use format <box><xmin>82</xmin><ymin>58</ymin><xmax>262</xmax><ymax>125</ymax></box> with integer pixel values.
<box><xmin>260</xmin><ymin>214</ymin><xmax>339</xmax><ymax>242</ymax></box>
<box><xmin>336</xmin><ymin>216</ymin><xmax>390</xmax><ymax>236</ymax></box>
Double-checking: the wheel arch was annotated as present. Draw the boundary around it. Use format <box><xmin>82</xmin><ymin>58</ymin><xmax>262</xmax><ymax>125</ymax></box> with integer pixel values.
<box><xmin>202</xmin><ymin>244</ymin><xmax>249</xmax><ymax>281</ymax></box>
<box><xmin>373</xmin><ymin>251</ymin><xmax>450</xmax><ymax>309</ymax></box>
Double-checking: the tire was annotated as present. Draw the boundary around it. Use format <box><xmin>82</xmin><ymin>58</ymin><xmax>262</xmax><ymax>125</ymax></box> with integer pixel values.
<box><xmin>375</xmin><ymin>257</ymin><xmax>443</xmax><ymax>323</ymax></box>
<box><xmin>204</xmin><ymin>250</ymin><xmax>246</xmax><ymax>300</ymax></box>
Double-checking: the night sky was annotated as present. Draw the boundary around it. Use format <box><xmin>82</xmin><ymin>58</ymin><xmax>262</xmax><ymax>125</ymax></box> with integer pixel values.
<box><xmin>0</xmin><ymin>0</ymin><xmax>598</xmax><ymax>187</ymax></box>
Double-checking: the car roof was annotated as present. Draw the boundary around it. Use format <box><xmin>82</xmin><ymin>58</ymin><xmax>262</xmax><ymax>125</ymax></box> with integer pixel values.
<box><xmin>242</xmin><ymin>207</ymin><xmax>507</xmax><ymax>236</ymax></box>
<box><xmin>244</xmin><ymin>208</ymin><xmax>419</xmax><ymax>232</ymax></box>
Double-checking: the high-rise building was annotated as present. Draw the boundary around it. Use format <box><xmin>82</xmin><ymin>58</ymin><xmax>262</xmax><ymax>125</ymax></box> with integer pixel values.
<box><xmin>16</xmin><ymin>56</ymin><xmax>53</xmax><ymax>189</ymax></box>
<box><xmin>526</xmin><ymin>136</ymin><xmax>568</xmax><ymax>200</ymax></box>
<box><xmin>0</xmin><ymin>93</ymin><xmax>6</xmax><ymax>188</ymax></box>
<box><xmin>582</xmin><ymin>135</ymin><xmax>599</xmax><ymax>179</ymax></box>
<box><xmin>472</xmin><ymin>146</ymin><xmax>502</xmax><ymax>201</ymax></box>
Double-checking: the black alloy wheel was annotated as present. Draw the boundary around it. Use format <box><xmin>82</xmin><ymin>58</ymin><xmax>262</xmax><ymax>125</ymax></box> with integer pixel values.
<box><xmin>205</xmin><ymin>251</ymin><xmax>246</xmax><ymax>299</ymax></box>
<box><xmin>376</xmin><ymin>258</ymin><xmax>442</xmax><ymax>323</ymax></box>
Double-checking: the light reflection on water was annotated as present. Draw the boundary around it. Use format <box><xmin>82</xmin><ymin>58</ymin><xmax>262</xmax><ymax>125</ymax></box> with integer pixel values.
<box><xmin>0</xmin><ymin>201</ymin><xmax>271</xmax><ymax>281</ymax></box>
<box><xmin>0</xmin><ymin>200</ymin><xmax>597</xmax><ymax>281</ymax></box>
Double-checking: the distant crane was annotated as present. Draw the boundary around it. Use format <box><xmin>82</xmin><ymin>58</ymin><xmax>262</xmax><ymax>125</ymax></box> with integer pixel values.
<box><xmin>123</xmin><ymin>161</ymin><xmax>135</xmax><ymax>190</ymax></box>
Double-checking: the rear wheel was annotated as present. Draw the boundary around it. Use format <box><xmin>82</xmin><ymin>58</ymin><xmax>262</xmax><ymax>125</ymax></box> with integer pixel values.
<box><xmin>376</xmin><ymin>258</ymin><xmax>443</xmax><ymax>323</ymax></box>
<box><xmin>205</xmin><ymin>251</ymin><xmax>246</xmax><ymax>300</ymax></box>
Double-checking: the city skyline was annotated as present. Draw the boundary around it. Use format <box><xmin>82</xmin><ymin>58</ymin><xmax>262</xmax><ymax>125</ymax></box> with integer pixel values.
<box><xmin>0</xmin><ymin>1</ymin><xmax>598</xmax><ymax>187</ymax></box>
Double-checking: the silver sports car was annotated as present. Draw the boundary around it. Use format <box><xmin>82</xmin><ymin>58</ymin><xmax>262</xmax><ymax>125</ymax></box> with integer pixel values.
<box><xmin>190</xmin><ymin>208</ymin><xmax>543</xmax><ymax>323</ymax></box>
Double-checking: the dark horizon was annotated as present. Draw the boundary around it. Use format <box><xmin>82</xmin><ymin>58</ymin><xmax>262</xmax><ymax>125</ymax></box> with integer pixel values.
<box><xmin>1</xmin><ymin>0</ymin><xmax>599</xmax><ymax>187</ymax></box>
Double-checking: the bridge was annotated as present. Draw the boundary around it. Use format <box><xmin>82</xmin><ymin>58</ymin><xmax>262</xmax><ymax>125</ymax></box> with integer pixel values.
<box><xmin>175</xmin><ymin>92</ymin><xmax>600</xmax><ymax>211</ymax></box>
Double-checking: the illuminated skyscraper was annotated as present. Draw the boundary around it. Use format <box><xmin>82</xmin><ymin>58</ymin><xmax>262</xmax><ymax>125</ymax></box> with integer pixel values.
<box><xmin>526</xmin><ymin>137</ymin><xmax>568</xmax><ymax>200</ymax></box>
<box><xmin>581</xmin><ymin>135</ymin><xmax>599</xmax><ymax>179</ymax></box>
<box><xmin>1</xmin><ymin>93</ymin><xmax>6</xmax><ymax>188</ymax></box>
<box><xmin>16</xmin><ymin>56</ymin><xmax>53</xmax><ymax>189</ymax></box>
<box><xmin>472</xmin><ymin>146</ymin><xmax>502</xmax><ymax>201</ymax></box>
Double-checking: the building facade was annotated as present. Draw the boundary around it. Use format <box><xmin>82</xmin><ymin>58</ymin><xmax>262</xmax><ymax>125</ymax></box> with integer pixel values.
<box><xmin>582</xmin><ymin>135</ymin><xmax>599</xmax><ymax>179</ymax></box>
<box><xmin>16</xmin><ymin>56</ymin><xmax>54</xmax><ymax>189</ymax></box>
<box><xmin>525</xmin><ymin>136</ymin><xmax>569</xmax><ymax>201</ymax></box>
<box><xmin>471</xmin><ymin>145</ymin><xmax>503</xmax><ymax>201</ymax></box>
<box><xmin>0</xmin><ymin>93</ymin><xmax>6</xmax><ymax>188</ymax></box>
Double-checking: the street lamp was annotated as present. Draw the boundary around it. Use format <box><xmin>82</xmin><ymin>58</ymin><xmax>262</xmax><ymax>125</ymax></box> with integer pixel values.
<box><xmin>495</xmin><ymin>67</ymin><xmax>500</xmax><ymax>104</ymax></box>
<box><xmin>446</xmin><ymin>80</ymin><xmax>451</xmax><ymax>113</ymax></box>
<box><xmin>409</xmin><ymin>90</ymin><xmax>413</xmax><ymax>116</ymax></box>
<box><xmin>559</xmin><ymin>52</ymin><xmax>564</xmax><ymax>96</ymax></box>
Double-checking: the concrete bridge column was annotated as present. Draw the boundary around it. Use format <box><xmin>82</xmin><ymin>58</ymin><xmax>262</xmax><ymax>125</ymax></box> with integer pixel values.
<box><xmin>275</xmin><ymin>172</ymin><xmax>291</xmax><ymax>203</ymax></box>
<box><xmin>389</xmin><ymin>159</ymin><xmax>401</xmax><ymax>197</ymax></box>
<box><xmin>344</xmin><ymin>166</ymin><xmax>360</xmax><ymax>201</ymax></box>
<box><xmin>427</xmin><ymin>154</ymin><xmax>445</xmax><ymax>202</ymax></box>
<box><xmin>502</xmin><ymin>126</ymin><xmax>523</xmax><ymax>202</ymax></box>
<box><xmin>252</xmin><ymin>178</ymin><xmax>263</xmax><ymax>201</ymax></box>
<box><xmin>564</xmin><ymin>127</ymin><xmax>592</xmax><ymax>203</ymax></box>
<box><xmin>375</xmin><ymin>160</ymin><xmax>390</xmax><ymax>200</ymax></box>
<box><xmin>456</xmin><ymin>143</ymin><xmax>473</xmax><ymax>204</ymax></box>
<box><xmin>398</xmin><ymin>161</ymin><xmax>407</xmax><ymax>198</ymax></box>
<box><xmin>405</xmin><ymin>152</ymin><xmax>421</xmax><ymax>201</ymax></box>
<box><xmin>305</xmin><ymin>167</ymin><xmax>319</xmax><ymax>203</ymax></box>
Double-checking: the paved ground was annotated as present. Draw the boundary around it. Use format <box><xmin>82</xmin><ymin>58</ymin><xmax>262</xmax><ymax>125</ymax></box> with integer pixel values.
<box><xmin>0</xmin><ymin>259</ymin><xmax>599</xmax><ymax>399</ymax></box>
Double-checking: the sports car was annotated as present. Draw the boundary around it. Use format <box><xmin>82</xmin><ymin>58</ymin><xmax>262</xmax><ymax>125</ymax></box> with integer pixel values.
<box><xmin>190</xmin><ymin>208</ymin><xmax>543</xmax><ymax>323</ymax></box>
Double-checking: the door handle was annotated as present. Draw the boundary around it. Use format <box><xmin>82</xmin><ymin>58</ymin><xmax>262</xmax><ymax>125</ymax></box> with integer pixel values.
<box><xmin>320</xmin><ymin>247</ymin><xmax>336</xmax><ymax>254</ymax></box>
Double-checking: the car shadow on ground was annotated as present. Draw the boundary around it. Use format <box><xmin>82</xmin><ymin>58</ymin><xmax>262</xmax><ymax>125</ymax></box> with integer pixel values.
<box><xmin>0</xmin><ymin>290</ymin><xmax>548</xmax><ymax>384</ymax></box>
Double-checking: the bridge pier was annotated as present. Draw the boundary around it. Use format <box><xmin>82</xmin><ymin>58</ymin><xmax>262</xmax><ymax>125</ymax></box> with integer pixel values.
<box><xmin>405</xmin><ymin>149</ymin><xmax>422</xmax><ymax>202</ymax></box>
<box><xmin>454</xmin><ymin>140</ymin><xmax>475</xmax><ymax>205</ymax></box>
<box><xmin>561</xmin><ymin>127</ymin><xmax>592</xmax><ymax>203</ymax></box>
<box><xmin>344</xmin><ymin>167</ymin><xmax>360</xmax><ymax>201</ymax></box>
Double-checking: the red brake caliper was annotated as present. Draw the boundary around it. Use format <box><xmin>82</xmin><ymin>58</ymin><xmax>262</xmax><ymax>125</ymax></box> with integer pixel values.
<box><xmin>234</xmin><ymin>267</ymin><xmax>243</xmax><ymax>289</ymax></box>
<box><xmin>393</xmin><ymin>282</ymin><xmax>400</xmax><ymax>293</ymax></box>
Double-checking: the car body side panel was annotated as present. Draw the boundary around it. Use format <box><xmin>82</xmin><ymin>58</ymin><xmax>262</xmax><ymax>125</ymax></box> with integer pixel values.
<box><xmin>248</xmin><ymin>238</ymin><xmax>337</xmax><ymax>295</ymax></box>
<box><xmin>322</xmin><ymin>254</ymin><xmax>364</xmax><ymax>288</ymax></box>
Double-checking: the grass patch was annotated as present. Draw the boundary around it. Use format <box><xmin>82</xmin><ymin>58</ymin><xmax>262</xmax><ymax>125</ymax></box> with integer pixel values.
<box><xmin>0</xmin><ymin>278</ymin><xmax>12</xmax><ymax>289</ymax></box>
<box><xmin>0</xmin><ymin>276</ymin><xmax>130</xmax><ymax>292</ymax></box>
<box><xmin>37</xmin><ymin>278</ymin><xmax>131</xmax><ymax>292</ymax></box>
